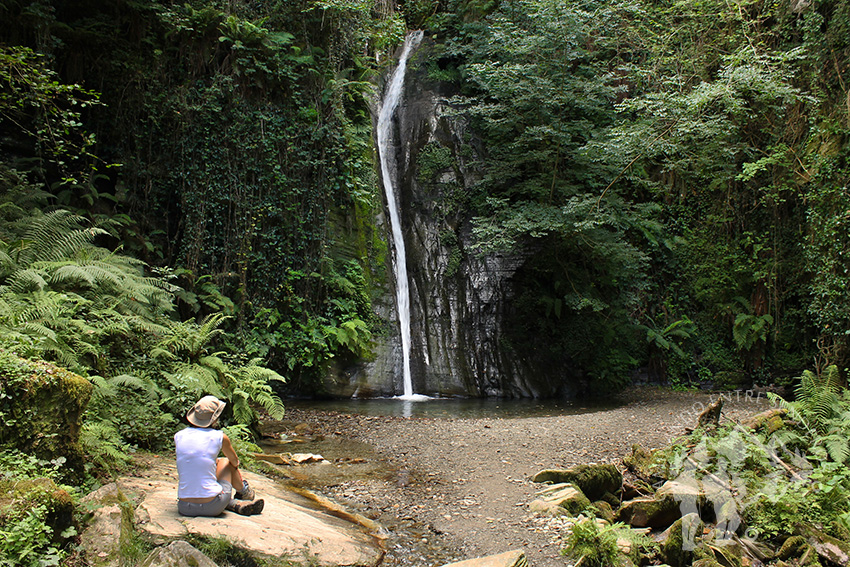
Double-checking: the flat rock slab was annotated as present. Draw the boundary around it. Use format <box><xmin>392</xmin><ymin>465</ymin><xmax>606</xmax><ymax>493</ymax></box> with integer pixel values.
<box><xmin>119</xmin><ymin>459</ymin><xmax>381</xmax><ymax>566</ymax></box>
<box><xmin>439</xmin><ymin>549</ymin><xmax>529</xmax><ymax>567</ymax></box>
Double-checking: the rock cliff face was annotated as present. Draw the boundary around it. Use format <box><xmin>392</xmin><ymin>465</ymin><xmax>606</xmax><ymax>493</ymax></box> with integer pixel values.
<box><xmin>336</xmin><ymin>37</ymin><xmax>575</xmax><ymax>399</ymax></box>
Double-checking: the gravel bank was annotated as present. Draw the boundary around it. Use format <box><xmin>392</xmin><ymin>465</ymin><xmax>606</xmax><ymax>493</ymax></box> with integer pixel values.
<box><xmin>270</xmin><ymin>387</ymin><xmax>772</xmax><ymax>567</ymax></box>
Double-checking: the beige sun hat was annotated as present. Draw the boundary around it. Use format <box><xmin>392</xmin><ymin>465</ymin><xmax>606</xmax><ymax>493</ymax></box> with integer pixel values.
<box><xmin>186</xmin><ymin>395</ymin><xmax>226</xmax><ymax>427</ymax></box>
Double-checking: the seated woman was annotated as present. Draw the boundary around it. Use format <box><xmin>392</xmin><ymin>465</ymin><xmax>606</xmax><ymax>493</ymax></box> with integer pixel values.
<box><xmin>175</xmin><ymin>395</ymin><xmax>264</xmax><ymax>516</ymax></box>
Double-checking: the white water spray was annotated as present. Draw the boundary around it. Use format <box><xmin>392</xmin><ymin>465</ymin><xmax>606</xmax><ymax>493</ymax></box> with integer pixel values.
<box><xmin>376</xmin><ymin>30</ymin><xmax>428</xmax><ymax>401</ymax></box>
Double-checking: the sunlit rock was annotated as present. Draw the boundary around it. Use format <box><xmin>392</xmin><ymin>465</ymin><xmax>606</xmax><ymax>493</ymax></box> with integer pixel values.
<box><xmin>439</xmin><ymin>548</ymin><xmax>528</xmax><ymax>567</ymax></box>
<box><xmin>531</xmin><ymin>464</ymin><xmax>622</xmax><ymax>500</ymax></box>
<box><xmin>528</xmin><ymin>483</ymin><xmax>591</xmax><ymax>516</ymax></box>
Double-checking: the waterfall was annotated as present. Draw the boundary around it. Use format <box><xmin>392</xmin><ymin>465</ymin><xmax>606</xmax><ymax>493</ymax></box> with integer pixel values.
<box><xmin>376</xmin><ymin>30</ymin><xmax>427</xmax><ymax>401</ymax></box>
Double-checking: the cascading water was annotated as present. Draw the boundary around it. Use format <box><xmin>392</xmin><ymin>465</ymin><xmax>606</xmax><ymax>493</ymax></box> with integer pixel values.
<box><xmin>376</xmin><ymin>30</ymin><xmax>428</xmax><ymax>401</ymax></box>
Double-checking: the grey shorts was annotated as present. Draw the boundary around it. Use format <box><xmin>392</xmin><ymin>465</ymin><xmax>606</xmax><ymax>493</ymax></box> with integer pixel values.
<box><xmin>177</xmin><ymin>481</ymin><xmax>232</xmax><ymax>517</ymax></box>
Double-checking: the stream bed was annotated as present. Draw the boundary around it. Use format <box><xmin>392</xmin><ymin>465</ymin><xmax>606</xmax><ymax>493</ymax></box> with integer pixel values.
<box><xmin>258</xmin><ymin>389</ymin><xmax>770</xmax><ymax>567</ymax></box>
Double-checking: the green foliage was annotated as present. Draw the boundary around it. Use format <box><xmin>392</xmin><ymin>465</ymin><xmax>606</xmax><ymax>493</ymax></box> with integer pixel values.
<box><xmin>639</xmin><ymin>315</ymin><xmax>697</xmax><ymax>383</ymax></box>
<box><xmin>646</xmin><ymin>375</ymin><xmax>850</xmax><ymax>543</ymax></box>
<box><xmin>562</xmin><ymin>516</ymin><xmax>655</xmax><ymax>567</ymax></box>
<box><xmin>154</xmin><ymin>313</ymin><xmax>286</xmax><ymax>423</ymax></box>
<box><xmin>79</xmin><ymin>419</ymin><xmax>133</xmax><ymax>472</ymax></box>
<box><xmin>561</xmin><ymin>517</ymin><xmax>621</xmax><ymax>567</ymax></box>
<box><xmin>0</xmin><ymin>449</ymin><xmax>76</xmax><ymax>567</ymax></box>
<box><xmin>0</xmin><ymin>46</ymin><xmax>104</xmax><ymax>184</ymax></box>
<box><xmin>0</xmin><ymin>504</ymin><xmax>66</xmax><ymax>567</ymax></box>
<box><xmin>768</xmin><ymin>365</ymin><xmax>850</xmax><ymax>463</ymax></box>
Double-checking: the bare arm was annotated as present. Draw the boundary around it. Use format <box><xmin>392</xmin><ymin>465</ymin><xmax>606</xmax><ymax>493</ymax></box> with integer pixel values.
<box><xmin>221</xmin><ymin>434</ymin><xmax>240</xmax><ymax>468</ymax></box>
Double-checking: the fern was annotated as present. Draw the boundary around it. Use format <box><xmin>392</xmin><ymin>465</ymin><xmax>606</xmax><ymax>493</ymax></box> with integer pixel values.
<box><xmin>79</xmin><ymin>420</ymin><xmax>132</xmax><ymax>471</ymax></box>
<box><xmin>794</xmin><ymin>367</ymin><xmax>843</xmax><ymax>434</ymax></box>
<box><xmin>16</xmin><ymin>209</ymin><xmax>107</xmax><ymax>265</ymax></box>
<box><xmin>769</xmin><ymin>366</ymin><xmax>850</xmax><ymax>465</ymax></box>
<box><xmin>156</xmin><ymin>314</ymin><xmax>227</xmax><ymax>362</ymax></box>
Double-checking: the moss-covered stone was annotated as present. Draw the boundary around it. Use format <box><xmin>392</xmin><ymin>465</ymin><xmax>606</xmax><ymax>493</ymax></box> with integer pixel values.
<box><xmin>617</xmin><ymin>494</ymin><xmax>681</xmax><ymax>528</ymax></box>
<box><xmin>0</xmin><ymin>476</ymin><xmax>75</xmax><ymax>542</ymax></box>
<box><xmin>709</xmin><ymin>542</ymin><xmax>744</xmax><ymax>567</ymax></box>
<box><xmin>592</xmin><ymin>500</ymin><xmax>616</xmax><ymax>523</ymax></box>
<box><xmin>531</xmin><ymin>464</ymin><xmax>622</xmax><ymax>500</ymax></box>
<box><xmin>692</xmin><ymin>559</ymin><xmax>724</xmax><ymax>567</ymax></box>
<box><xmin>741</xmin><ymin>408</ymin><xmax>789</xmax><ymax>435</ymax></box>
<box><xmin>623</xmin><ymin>444</ymin><xmax>657</xmax><ymax>480</ymax></box>
<box><xmin>0</xmin><ymin>352</ymin><xmax>92</xmax><ymax>478</ymax></box>
<box><xmin>796</xmin><ymin>522</ymin><xmax>849</xmax><ymax>566</ymax></box>
<box><xmin>778</xmin><ymin>535</ymin><xmax>808</xmax><ymax>560</ymax></box>
<box><xmin>78</xmin><ymin>483</ymin><xmax>145</xmax><ymax>567</ymax></box>
<box><xmin>661</xmin><ymin>513</ymin><xmax>703</xmax><ymax>567</ymax></box>
<box><xmin>528</xmin><ymin>483</ymin><xmax>592</xmax><ymax>516</ymax></box>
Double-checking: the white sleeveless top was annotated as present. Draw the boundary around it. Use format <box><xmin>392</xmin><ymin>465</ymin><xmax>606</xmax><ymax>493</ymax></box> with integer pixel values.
<box><xmin>175</xmin><ymin>427</ymin><xmax>224</xmax><ymax>499</ymax></box>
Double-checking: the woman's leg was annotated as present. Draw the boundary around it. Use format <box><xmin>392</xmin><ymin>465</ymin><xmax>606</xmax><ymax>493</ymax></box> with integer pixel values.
<box><xmin>216</xmin><ymin>457</ymin><xmax>243</xmax><ymax>488</ymax></box>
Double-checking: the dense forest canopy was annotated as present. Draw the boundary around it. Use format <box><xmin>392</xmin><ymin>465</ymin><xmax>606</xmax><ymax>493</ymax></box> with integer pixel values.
<box><xmin>423</xmin><ymin>0</ymin><xmax>850</xmax><ymax>390</ymax></box>
<box><xmin>0</xmin><ymin>0</ymin><xmax>849</xmax><ymax>404</ymax></box>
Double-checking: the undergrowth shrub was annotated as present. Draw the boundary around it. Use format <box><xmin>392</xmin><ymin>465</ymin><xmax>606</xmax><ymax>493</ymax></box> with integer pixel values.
<box><xmin>0</xmin><ymin>449</ymin><xmax>77</xmax><ymax>567</ymax></box>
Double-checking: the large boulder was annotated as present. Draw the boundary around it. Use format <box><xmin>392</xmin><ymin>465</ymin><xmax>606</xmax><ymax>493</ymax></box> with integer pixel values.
<box><xmin>78</xmin><ymin>483</ymin><xmax>134</xmax><ymax>567</ymax></box>
<box><xmin>118</xmin><ymin>457</ymin><xmax>382</xmax><ymax>566</ymax></box>
<box><xmin>0</xmin><ymin>352</ymin><xmax>92</xmax><ymax>479</ymax></box>
<box><xmin>528</xmin><ymin>483</ymin><xmax>592</xmax><ymax>516</ymax></box>
<box><xmin>531</xmin><ymin>464</ymin><xmax>622</xmax><ymax>500</ymax></box>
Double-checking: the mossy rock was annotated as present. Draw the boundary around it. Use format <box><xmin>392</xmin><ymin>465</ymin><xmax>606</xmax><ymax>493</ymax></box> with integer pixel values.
<box><xmin>140</xmin><ymin>540</ymin><xmax>218</xmax><ymax>567</ymax></box>
<box><xmin>661</xmin><ymin>513</ymin><xmax>703</xmax><ymax>567</ymax></box>
<box><xmin>778</xmin><ymin>535</ymin><xmax>808</xmax><ymax>560</ymax></box>
<box><xmin>795</xmin><ymin>522</ymin><xmax>849</xmax><ymax>566</ymax></box>
<box><xmin>0</xmin><ymin>476</ymin><xmax>75</xmax><ymax>543</ymax></box>
<box><xmin>693</xmin><ymin>560</ymin><xmax>724</xmax><ymax>567</ymax></box>
<box><xmin>741</xmin><ymin>408</ymin><xmax>788</xmax><ymax>435</ymax></box>
<box><xmin>623</xmin><ymin>444</ymin><xmax>658</xmax><ymax>480</ymax></box>
<box><xmin>706</xmin><ymin>542</ymin><xmax>744</xmax><ymax>567</ymax></box>
<box><xmin>0</xmin><ymin>352</ymin><xmax>92</xmax><ymax>479</ymax></box>
<box><xmin>617</xmin><ymin>494</ymin><xmax>680</xmax><ymax>528</ymax></box>
<box><xmin>528</xmin><ymin>483</ymin><xmax>592</xmax><ymax>516</ymax></box>
<box><xmin>592</xmin><ymin>500</ymin><xmax>616</xmax><ymax>523</ymax></box>
<box><xmin>531</xmin><ymin>464</ymin><xmax>622</xmax><ymax>500</ymax></box>
<box><xmin>78</xmin><ymin>483</ymin><xmax>143</xmax><ymax>567</ymax></box>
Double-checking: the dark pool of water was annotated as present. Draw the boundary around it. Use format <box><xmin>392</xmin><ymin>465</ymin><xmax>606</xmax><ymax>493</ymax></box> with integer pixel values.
<box><xmin>284</xmin><ymin>396</ymin><xmax>622</xmax><ymax>419</ymax></box>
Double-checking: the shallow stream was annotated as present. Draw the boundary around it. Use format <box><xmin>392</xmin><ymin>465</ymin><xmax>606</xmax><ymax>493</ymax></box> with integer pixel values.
<box><xmin>283</xmin><ymin>396</ymin><xmax>621</xmax><ymax>419</ymax></box>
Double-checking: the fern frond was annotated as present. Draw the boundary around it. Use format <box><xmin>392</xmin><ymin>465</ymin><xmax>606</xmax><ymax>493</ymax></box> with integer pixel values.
<box><xmin>8</xmin><ymin>267</ymin><xmax>49</xmax><ymax>292</ymax></box>
<box><xmin>48</xmin><ymin>262</ymin><xmax>121</xmax><ymax>289</ymax></box>
<box><xmin>766</xmin><ymin>392</ymin><xmax>813</xmax><ymax>434</ymax></box>
<box><xmin>150</xmin><ymin>346</ymin><xmax>177</xmax><ymax>360</ymax></box>
<box><xmin>21</xmin><ymin>210</ymin><xmax>106</xmax><ymax>263</ymax></box>
<box><xmin>88</xmin><ymin>374</ymin><xmax>117</xmax><ymax>398</ymax></box>
<box><xmin>108</xmin><ymin>373</ymin><xmax>159</xmax><ymax>397</ymax></box>
<box><xmin>164</xmin><ymin>363</ymin><xmax>227</xmax><ymax>399</ymax></box>
<box><xmin>19</xmin><ymin>320</ymin><xmax>58</xmax><ymax>341</ymax></box>
<box><xmin>80</xmin><ymin>420</ymin><xmax>132</xmax><ymax>469</ymax></box>
<box><xmin>820</xmin><ymin>433</ymin><xmax>850</xmax><ymax>465</ymax></box>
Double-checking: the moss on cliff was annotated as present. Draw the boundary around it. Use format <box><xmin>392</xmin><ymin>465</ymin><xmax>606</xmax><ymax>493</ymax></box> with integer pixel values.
<box><xmin>0</xmin><ymin>350</ymin><xmax>93</xmax><ymax>479</ymax></box>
